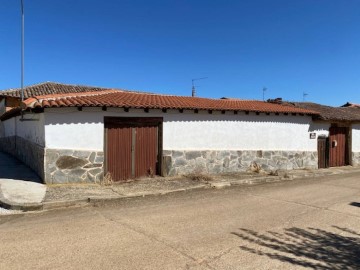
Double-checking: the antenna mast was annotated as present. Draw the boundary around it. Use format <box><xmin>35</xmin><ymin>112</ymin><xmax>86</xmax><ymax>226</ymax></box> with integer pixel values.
<box><xmin>303</xmin><ymin>92</ymin><xmax>308</xmax><ymax>102</ymax></box>
<box><xmin>191</xmin><ymin>77</ymin><xmax>208</xmax><ymax>97</ymax></box>
<box><xmin>262</xmin><ymin>87</ymin><xmax>267</xmax><ymax>101</ymax></box>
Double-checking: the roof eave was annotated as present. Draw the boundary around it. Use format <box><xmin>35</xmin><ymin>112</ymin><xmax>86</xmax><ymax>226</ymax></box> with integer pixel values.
<box><xmin>0</xmin><ymin>107</ymin><xmax>22</xmax><ymax>121</ymax></box>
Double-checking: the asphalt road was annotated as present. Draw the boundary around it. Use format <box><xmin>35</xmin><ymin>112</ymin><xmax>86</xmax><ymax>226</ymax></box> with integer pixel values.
<box><xmin>1</xmin><ymin>173</ymin><xmax>360</xmax><ymax>270</ymax></box>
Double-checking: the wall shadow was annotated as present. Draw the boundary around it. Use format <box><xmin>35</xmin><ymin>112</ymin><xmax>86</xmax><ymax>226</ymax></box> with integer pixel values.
<box><xmin>0</xmin><ymin>152</ymin><xmax>41</xmax><ymax>183</ymax></box>
<box><xmin>231</xmin><ymin>226</ymin><xmax>360</xmax><ymax>269</ymax></box>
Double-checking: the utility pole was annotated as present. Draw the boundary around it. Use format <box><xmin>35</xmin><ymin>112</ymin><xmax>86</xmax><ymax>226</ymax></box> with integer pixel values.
<box><xmin>21</xmin><ymin>0</ymin><xmax>24</xmax><ymax>102</ymax></box>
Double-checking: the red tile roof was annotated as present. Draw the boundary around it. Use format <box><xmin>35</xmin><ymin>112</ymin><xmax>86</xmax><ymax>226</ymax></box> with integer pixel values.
<box><xmin>283</xmin><ymin>102</ymin><xmax>360</xmax><ymax>121</ymax></box>
<box><xmin>342</xmin><ymin>102</ymin><xmax>360</xmax><ymax>108</ymax></box>
<box><xmin>0</xmin><ymin>82</ymin><xmax>111</xmax><ymax>98</ymax></box>
<box><xmin>20</xmin><ymin>90</ymin><xmax>318</xmax><ymax>115</ymax></box>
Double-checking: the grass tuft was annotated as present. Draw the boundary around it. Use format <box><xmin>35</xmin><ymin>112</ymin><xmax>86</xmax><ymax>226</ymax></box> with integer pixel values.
<box><xmin>185</xmin><ymin>172</ymin><xmax>213</xmax><ymax>182</ymax></box>
<box><xmin>101</xmin><ymin>172</ymin><xmax>114</xmax><ymax>186</ymax></box>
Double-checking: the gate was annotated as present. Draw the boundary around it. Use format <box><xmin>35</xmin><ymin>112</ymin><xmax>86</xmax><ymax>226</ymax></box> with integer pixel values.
<box><xmin>317</xmin><ymin>136</ymin><xmax>328</xmax><ymax>169</ymax></box>
<box><xmin>329</xmin><ymin>127</ymin><xmax>347</xmax><ymax>167</ymax></box>
<box><xmin>105</xmin><ymin>117</ymin><xmax>162</xmax><ymax>181</ymax></box>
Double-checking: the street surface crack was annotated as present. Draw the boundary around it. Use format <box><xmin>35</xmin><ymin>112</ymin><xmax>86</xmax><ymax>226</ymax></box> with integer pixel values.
<box><xmin>205</xmin><ymin>246</ymin><xmax>237</xmax><ymax>264</ymax></box>
<box><xmin>319</xmin><ymin>182</ymin><xmax>360</xmax><ymax>191</ymax></box>
<box><xmin>92</xmin><ymin>208</ymin><xmax>215</xmax><ymax>270</ymax></box>
<box><xmin>247</xmin><ymin>193</ymin><xmax>360</xmax><ymax>219</ymax></box>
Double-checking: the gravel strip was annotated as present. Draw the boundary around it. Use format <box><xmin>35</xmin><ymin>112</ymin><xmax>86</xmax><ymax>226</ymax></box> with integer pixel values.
<box><xmin>0</xmin><ymin>207</ymin><xmax>22</xmax><ymax>215</ymax></box>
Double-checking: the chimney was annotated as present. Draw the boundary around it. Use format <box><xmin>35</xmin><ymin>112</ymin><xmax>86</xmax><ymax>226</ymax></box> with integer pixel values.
<box><xmin>267</xmin><ymin>98</ymin><xmax>283</xmax><ymax>104</ymax></box>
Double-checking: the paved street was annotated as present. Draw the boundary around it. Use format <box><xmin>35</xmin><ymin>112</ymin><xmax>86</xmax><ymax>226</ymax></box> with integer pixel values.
<box><xmin>1</xmin><ymin>172</ymin><xmax>360</xmax><ymax>270</ymax></box>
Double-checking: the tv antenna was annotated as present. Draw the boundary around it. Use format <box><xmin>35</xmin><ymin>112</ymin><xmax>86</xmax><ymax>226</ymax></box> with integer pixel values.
<box><xmin>262</xmin><ymin>87</ymin><xmax>267</xmax><ymax>101</ymax></box>
<box><xmin>192</xmin><ymin>77</ymin><xmax>208</xmax><ymax>97</ymax></box>
<box><xmin>303</xmin><ymin>92</ymin><xmax>308</xmax><ymax>101</ymax></box>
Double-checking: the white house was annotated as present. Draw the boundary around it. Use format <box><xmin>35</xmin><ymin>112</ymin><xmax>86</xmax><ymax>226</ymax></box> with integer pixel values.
<box><xmin>0</xmin><ymin>82</ymin><xmax>358</xmax><ymax>184</ymax></box>
<box><xmin>273</xmin><ymin>100</ymin><xmax>360</xmax><ymax>168</ymax></box>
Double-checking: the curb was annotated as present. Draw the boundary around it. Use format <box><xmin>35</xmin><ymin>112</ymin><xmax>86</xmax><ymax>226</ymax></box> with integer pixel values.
<box><xmin>42</xmin><ymin>199</ymin><xmax>89</xmax><ymax>210</ymax></box>
<box><xmin>47</xmin><ymin>185</ymin><xmax>209</xmax><ymax>209</ymax></box>
<box><xmin>0</xmin><ymin>180</ymin><xmax>46</xmax><ymax>212</ymax></box>
<box><xmin>2</xmin><ymin>167</ymin><xmax>360</xmax><ymax>213</ymax></box>
<box><xmin>0</xmin><ymin>185</ymin><xmax>43</xmax><ymax>211</ymax></box>
<box><xmin>0</xmin><ymin>195</ymin><xmax>43</xmax><ymax>211</ymax></box>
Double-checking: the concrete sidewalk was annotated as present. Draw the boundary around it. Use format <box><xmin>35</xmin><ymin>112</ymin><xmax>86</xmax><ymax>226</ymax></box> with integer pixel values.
<box><xmin>1</xmin><ymin>161</ymin><xmax>360</xmax><ymax>212</ymax></box>
<box><xmin>0</xmin><ymin>179</ymin><xmax>46</xmax><ymax>210</ymax></box>
<box><xmin>0</xmin><ymin>152</ymin><xmax>46</xmax><ymax>212</ymax></box>
<box><xmin>33</xmin><ymin>165</ymin><xmax>360</xmax><ymax>211</ymax></box>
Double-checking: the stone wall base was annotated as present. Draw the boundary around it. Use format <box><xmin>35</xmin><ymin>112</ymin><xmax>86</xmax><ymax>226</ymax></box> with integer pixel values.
<box><xmin>352</xmin><ymin>152</ymin><xmax>360</xmax><ymax>166</ymax></box>
<box><xmin>45</xmin><ymin>149</ymin><xmax>104</xmax><ymax>184</ymax></box>
<box><xmin>0</xmin><ymin>136</ymin><xmax>44</xmax><ymax>180</ymax></box>
<box><xmin>163</xmin><ymin>150</ymin><xmax>318</xmax><ymax>176</ymax></box>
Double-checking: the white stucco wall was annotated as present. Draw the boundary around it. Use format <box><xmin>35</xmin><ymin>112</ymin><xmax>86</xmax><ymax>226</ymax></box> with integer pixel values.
<box><xmin>352</xmin><ymin>124</ymin><xmax>360</xmax><ymax>152</ymax></box>
<box><xmin>0</xmin><ymin>99</ymin><xmax>5</xmax><ymax>115</ymax></box>
<box><xmin>0</xmin><ymin>113</ymin><xmax>45</xmax><ymax>146</ymax></box>
<box><xmin>310</xmin><ymin>122</ymin><xmax>330</xmax><ymax>138</ymax></box>
<box><xmin>16</xmin><ymin>114</ymin><xmax>45</xmax><ymax>146</ymax></box>
<box><xmin>0</xmin><ymin>122</ymin><xmax>4</xmax><ymax>138</ymax></box>
<box><xmin>44</xmin><ymin>107</ymin><xmax>328</xmax><ymax>152</ymax></box>
<box><xmin>1</xmin><ymin>117</ymin><xmax>16</xmax><ymax>137</ymax></box>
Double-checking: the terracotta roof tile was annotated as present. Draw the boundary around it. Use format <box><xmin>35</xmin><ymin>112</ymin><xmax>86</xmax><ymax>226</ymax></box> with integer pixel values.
<box><xmin>21</xmin><ymin>91</ymin><xmax>318</xmax><ymax>115</ymax></box>
<box><xmin>282</xmin><ymin>102</ymin><xmax>360</xmax><ymax>121</ymax></box>
<box><xmin>342</xmin><ymin>102</ymin><xmax>360</xmax><ymax>108</ymax></box>
<box><xmin>0</xmin><ymin>82</ymin><xmax>111</xmax><ymax>98</ymax></box>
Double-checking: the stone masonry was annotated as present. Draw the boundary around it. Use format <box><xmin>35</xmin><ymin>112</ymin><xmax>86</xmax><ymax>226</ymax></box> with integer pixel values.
<box><xmin>162</xmin><ymin>150</ymin><xmax>318</xmax><ymax>176</ymax></box>
<box><xmin>45</xmin><ymin>149</ymin><xmax>104</xmax><ymax>184</ymax></box>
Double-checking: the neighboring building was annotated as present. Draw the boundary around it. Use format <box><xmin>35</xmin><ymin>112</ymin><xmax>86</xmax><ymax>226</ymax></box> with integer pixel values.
<box><xmin>269</xmin><ymin>100</ymin><xmax>360</xmax><ymax>168</ymax></box>
<box><xmin>0</xmin><ymin>82</ymin><xmax>111</xmax><ymax>116</ymax></box>
<box><xmin>342</xmin><ymin>102</ymin><xmax>360</xmax><ymax>108</ymax></box>
<box><xmin>4</xmin><ymin>82</ymin><xmax>359</xmax><ymax>185</ymax></box>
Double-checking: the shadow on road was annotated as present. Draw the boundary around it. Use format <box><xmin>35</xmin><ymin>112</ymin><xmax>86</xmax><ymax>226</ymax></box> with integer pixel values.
<box><xmin>231</xmin><ymin>226</ymin><xmax>360</xmax><ymax>269</ymax></box>
<box><xmin>349</xmin><ymin>202</ymin><xmax>360</xmax><ymax>208</ymax></box>
<box><xmin>0</xmin><ymin>152</ymin><xmax>41</xmax><ymax>183</ymax></box>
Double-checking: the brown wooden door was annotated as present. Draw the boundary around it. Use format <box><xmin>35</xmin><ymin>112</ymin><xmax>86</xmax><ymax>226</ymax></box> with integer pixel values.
<box><xmin>135</xmin><ymin>125</ymin><xmax>158</xmax><ymax>178</ymax></box>
<box><xmin>106</xmin><ymin>124</ymin><xmax>132</xmax><ymax>180</ymax></box>
<box><xmin>317</xmin><ymin>136</ymin><xmax>328</xmax><ymax>169</ymax></box>
<box><xmin>329</xmin><ymin>127</ymin><xmax>347</xmax><ymax>167</ymax></box>
<box><xmin>105</xmin><ymin>118</ymin><xmax>161</xmax><ymax>182</ymax></box>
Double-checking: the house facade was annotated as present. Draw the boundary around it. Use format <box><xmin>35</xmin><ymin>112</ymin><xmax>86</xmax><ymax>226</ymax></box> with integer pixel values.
<box><xmin>0</xmin><ymin>82</ymin><xmax>358</xmax><ymax>184</ymax></box>
<box><xmin>270</xmin><ymin>100</ymin><xmax>360</xmax><ymax>168</ymax></box>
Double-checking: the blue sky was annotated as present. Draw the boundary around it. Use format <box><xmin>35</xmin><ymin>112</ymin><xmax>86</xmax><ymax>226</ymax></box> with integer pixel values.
<box><xmin>0</xmin><ymin>0</ymin><xmax>359</xmax><ymax>105</ymax></box>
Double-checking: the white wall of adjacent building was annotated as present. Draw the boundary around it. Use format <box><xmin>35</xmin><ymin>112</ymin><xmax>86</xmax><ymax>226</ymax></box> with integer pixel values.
<box><xmin>1</xmin><ymin>117</ymin><xmax>16</xmax><ymax>137</ymax></box>
<box><xmin>0</xmin><ymin>113</ymin><xmax>45</xmax><ymax>146</ymax></box>
<box><xmin>352</xmin><ymin>124</ymin><xmax>360</xmax><ymax>152</ymax></box>
<box><xmin>43</xmin><ymin>107</ymin><xmax>328</xmax><ymax>152</ymax></box>
<box><xmin>0</xmin><ymin>99</ymin><xmax>5</xmax><ymax>115</ymax></box>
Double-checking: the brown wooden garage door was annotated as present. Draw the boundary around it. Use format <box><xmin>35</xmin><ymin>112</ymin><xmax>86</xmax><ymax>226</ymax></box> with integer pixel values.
<box><xmin>329</xmin><ymin>127</ymin><xmax>348</xmax><ymax>167</ymax></box>
<box><xmin>105</xmin><ymin>117</ymin><xmax>162</xmax><ymax>181</ymax></box>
